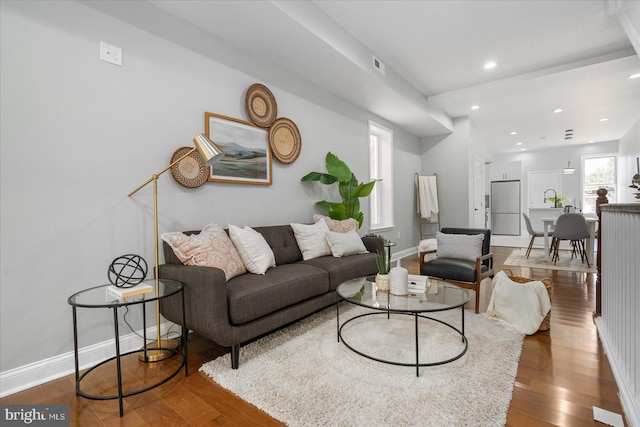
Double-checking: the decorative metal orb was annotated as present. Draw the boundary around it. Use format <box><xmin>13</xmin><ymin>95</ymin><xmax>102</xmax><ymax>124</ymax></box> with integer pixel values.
<box><xmin>108</xmin><ymin>254</ymin><xmax>148</xmax><ymax>288</ymax></box>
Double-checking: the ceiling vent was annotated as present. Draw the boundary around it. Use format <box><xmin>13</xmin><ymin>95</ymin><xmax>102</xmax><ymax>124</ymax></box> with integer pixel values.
<box><xmin>372</xmin><ymin>55</ymin><xmax>386</xmax><ymax>75</ymax></box>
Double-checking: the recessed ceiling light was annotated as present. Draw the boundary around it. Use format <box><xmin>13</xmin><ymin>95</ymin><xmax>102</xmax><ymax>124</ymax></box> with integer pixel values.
<box><xmin>516</xmin><ymin>142</ymin><xmax>522</xmax><ymax>146</ymax></box>
<box><xmin>471</xmin><ymin>105</ymin><xmax>480</xmax><ymax>110</ymax></box>
<box><xmin>510</xmin><ymin>131</ymin><xmax>517</xmax><ymax>135</ymax></box>
<box><xmin>520</xmin><ymin>148</ymin><xmax>526</xmax><ymax>151</ymax></box>
<box><xmin>553</xmin><ymin>108</ymin><xmax>563</xmax><ymax>113</ymax></box>
<box><xmin>483</xmin><ymin>61</ymin><xmax>497</xmax><ymax>70</ymax></box>
<box><xmin>588</xmin><ymin>140</ymin><xmax>595</xmax><ymax>143</ymax></box>
<box><xmin>629</xmin><ymin>73</ymin><xmax>640</xmax><ymax>79</ymax></box>
<box><xmin>600</xmin><ymin>117</ymin><xmax>609</xmax><ymax>122</ymax></box>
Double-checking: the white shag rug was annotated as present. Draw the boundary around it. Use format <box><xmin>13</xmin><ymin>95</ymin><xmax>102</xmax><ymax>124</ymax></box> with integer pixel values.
<box><xmin>200</xmin><ymin>304</ymin><xmax>524</xmax><ymax>426</ymax></box>
<box><xmin>504</xmin><ymin>248</ymin><xmax>596</xmax><ymax>274</ymax></box>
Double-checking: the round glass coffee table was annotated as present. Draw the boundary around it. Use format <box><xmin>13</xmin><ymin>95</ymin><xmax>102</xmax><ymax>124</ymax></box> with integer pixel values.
<box><xmin>336</xmin><ymin>276</ymin><xmax>469</xmax><ymax>377</ymax></box>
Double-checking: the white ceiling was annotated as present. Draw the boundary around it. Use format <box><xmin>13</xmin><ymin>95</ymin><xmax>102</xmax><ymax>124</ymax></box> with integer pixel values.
<box><xmin>87</xmin><ymin>0</ymin><xmax>640</xmax><ymax>155</ymax></box>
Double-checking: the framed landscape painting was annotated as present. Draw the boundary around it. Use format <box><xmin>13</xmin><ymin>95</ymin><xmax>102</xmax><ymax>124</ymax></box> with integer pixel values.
<box><xmin>205</xmin><ymin>112</ymin><xmax>272</xmax><ymax>185</ymax></box>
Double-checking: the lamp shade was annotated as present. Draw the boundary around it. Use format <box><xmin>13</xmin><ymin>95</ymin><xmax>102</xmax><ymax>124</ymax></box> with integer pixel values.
<box><xmin>193</xmin><ymin>134</ymin><xmax>225</xmax><ymax>166</ymax></box>
<box><xmin>563</xmin><ymin>161</ymin><xmax>575</xmax><ymax>174</ymax></box>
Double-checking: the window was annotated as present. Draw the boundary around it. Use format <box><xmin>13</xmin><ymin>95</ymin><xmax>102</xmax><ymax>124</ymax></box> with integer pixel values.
<box><xmin>582</xmin><ymin>154</ymin><xmax>617</xmax><ymax>214</ymax></box>
<box><xmin>369</xmin><ymin>121</ymin><xmax>393</xmax><ymax>230</ymax></box>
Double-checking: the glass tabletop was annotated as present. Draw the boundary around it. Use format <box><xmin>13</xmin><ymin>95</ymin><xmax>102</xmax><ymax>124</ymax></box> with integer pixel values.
<box><xmin>337</xmin><ymin>276</ymin><xmax>469</xmax><ymax>313</ymax></box>
<box><xmin>68</xmin><ymin>279</ymin><xmax>182</xmax><ymax>308</ymax></box>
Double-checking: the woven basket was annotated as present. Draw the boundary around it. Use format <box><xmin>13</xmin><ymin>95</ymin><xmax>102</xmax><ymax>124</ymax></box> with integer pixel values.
<box><xmin>502</xmin><ymin>269</ymin><xmax>552</xmax><ymax>331</ymax></box>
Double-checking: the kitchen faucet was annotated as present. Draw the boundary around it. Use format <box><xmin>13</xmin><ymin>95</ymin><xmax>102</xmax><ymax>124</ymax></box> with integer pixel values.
<box><xmin>544</xmin><ymin>188</ymin><xmax>557</xmax><ymax>208</ymax></box>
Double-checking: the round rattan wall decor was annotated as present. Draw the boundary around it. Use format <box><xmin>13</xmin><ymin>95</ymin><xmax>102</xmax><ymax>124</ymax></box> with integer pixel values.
<box><xmin>268</xmin><ymin>118</ymin><xmax>301</xmax><ymax>164</ymax></box>
<box><xmin>169</xmin><ymin>146</ymin><xmax>209</xmax><ymax>188</ymax></box>
<box><xmin>245</xmin><ymin>83</ymin><xmax>277</xmax><ymax>128</ymax></box>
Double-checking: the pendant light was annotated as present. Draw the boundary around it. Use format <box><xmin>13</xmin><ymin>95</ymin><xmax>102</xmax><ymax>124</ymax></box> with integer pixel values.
<box><xmin>563</xmin><ymin>130</ymin><xmax>575</xmax><ymax>174</ymax></box>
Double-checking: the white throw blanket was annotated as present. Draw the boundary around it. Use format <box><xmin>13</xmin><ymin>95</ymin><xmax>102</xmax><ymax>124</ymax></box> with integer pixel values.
<box><xmin>485</xmin><ymin>271</ymin><xmax>551</xmax><ymax>335</ymax></box>
<box><xmin>417</xmin><ymin>175</ymin><xmax>439</xmax><ymax>220</ymax></box>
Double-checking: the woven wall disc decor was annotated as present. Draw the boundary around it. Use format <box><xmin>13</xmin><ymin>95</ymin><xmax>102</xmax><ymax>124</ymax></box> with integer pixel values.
<box><xmin>245</xmin><ymin>83</ymin><xmax>278</xmax><ymax>128</ymax></box>
<box><xmin>170</xmin><ymin>146</ymin><xmax>208</xmax><ymax>188</ymax></box>
<box><xmin>268</xmin><ymin>118</ymin><xmax>301</xmax><ymax>164</ymax></box>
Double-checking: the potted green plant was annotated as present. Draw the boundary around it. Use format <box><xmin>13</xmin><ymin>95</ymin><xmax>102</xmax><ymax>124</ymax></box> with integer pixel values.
<box><xmin>301</xmin><ymin>152</ymin><xmax>375</xmax><ymax>228</ymax></box>
<box><xmin>545</xmin><ymin>194</ymin><xmax>567</xmax><ymax>207</ymax></box>
<box><xmin>374</xmin><ymin>250</ymin><xmax>390</xmax><ymax>291</ymax></box>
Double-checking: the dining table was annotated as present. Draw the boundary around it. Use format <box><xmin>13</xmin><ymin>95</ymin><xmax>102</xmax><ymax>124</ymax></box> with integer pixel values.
<box><xmin>542</xmin><ymin>216</ymin><xmax>598</xmax><ymax>265</ymax></box>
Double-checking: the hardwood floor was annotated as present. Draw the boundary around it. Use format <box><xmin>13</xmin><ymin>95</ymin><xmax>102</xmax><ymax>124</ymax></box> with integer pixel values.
<box><xmin>1</xmin><ymin>246</ymin><xmax>627</xmax><ymax>426</ymax></box>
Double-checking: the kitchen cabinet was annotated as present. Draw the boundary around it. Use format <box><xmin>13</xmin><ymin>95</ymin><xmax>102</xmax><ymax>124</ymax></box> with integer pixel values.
<box><xmin>490</xmin><ymin>161</ymin><xmax>522</xmax><ymax>181</ymax></box>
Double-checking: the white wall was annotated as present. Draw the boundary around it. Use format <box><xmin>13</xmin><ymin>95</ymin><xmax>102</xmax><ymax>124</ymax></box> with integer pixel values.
<box><xmin>494</xmin><ymin>141</ymin><xmax>619</xmax><ymax>224</ymax></box>
<box><xmin>0</xmin><ymin>1</ymin><xmax>421</xmax><ymax>379</ymax></box>
<box><xmin>617</xmin><ymin>119</ymin><xmax>640</xmax><ymax>203</ymax></box>
<box><xmin>420</xmin><ymin>117</ymin><xmax>471</xmax><ymax>228</ymax></box>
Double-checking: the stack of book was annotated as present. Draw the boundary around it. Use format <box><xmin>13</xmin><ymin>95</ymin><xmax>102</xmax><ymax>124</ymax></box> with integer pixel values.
<box><xmin>408</xmin><ymin>275</ymin><xmax>429</xmax><ymax>293</ymax></box>
<box><xmin>107</xmin><ymin>283</ymin><xmax>153</xmax><ymax>301</ymax></box>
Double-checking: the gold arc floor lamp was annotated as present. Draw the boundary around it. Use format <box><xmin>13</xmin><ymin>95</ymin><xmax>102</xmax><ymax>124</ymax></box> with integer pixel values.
<box><xmin>128</xmin><ymin>134</ymin><xmax>224</xmax><ymax>362</ymax></box>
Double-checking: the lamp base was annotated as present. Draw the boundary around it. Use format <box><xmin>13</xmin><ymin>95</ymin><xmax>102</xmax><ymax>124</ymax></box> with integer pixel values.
<box><xmin>138</xmin><ymin>339</ymin><xmax>180</xmax><ymax>362</ymax></box>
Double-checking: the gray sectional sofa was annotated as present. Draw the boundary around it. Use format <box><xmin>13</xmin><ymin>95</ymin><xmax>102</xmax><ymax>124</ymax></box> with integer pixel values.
<box><xmin>158</xmin><ymin>224</ymin><xmax>382</xmax><ymax>369</ymax></box>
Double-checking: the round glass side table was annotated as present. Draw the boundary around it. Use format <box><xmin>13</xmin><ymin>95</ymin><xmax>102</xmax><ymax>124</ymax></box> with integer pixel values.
<box><xmin>68</xmin><ymin>278</ymin><xmax>187</xmax><ymax>417</ymax></box>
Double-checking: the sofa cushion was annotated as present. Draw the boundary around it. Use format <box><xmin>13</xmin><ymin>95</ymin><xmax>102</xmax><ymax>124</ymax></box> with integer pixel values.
<box><xmin>301</xmin><ymin>253</ymin><xmax>377</xmax><ymax>290</ymax></box>
<box><xmin>161</xmin><ymin>223</ymin><xmax>246</xmax><ymax>280</ymax></box>
<box><xmin>253</xmin><ymin>225</ymin><xmax>302</xmax><ymax>265</ymax></box>
<box><xmin>326</xmin><ymin>230</ymin><xmax>368</xmax><ymax>257</ymax></box>
<box><xmin>291</xmin><ymin>221</ymin><xmax>332</xmax><ymax>260</ymax></box>
<box><xmin>229</xmin><ymin>224</ymin><xmax>276</xmax><ymax>274</ymax></box>
<box><xmin>226</xmin><ymin>264</ymin><xmax>329</xmax><ymax>325</ymax></box>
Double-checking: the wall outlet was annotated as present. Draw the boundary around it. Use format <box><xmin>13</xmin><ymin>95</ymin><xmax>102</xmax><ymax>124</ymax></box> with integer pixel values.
<box><xmin>100</xmin><ymin>41</ymin><xmax>122</xmax><ymax>66</ymax></box>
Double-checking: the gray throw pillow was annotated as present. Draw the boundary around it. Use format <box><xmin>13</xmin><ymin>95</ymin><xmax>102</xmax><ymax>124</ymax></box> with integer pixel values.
<box><xmin>436</xmin><ymin>232</ymin><xmax>484</xmax><ymax>262</ymax></box>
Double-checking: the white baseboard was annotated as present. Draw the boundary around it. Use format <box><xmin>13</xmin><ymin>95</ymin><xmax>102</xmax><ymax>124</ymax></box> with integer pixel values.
<box><xmin>0</xmin><ymin>322</ymin><xmax>179</xmax><ymax>398</ymax></box>
<box><xmin>389</xmin><ymin>246</ymin><xmax>418</xmax><ymax>264</ymax></box>
<box><xmin>595</xmin><ymin>317</ymin><xmax>639</xmax><ymax>427</ymax></box>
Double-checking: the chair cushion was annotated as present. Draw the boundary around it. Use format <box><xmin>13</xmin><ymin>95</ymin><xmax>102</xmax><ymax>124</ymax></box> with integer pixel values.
<box><xmin>436</xmin><ymin>232</ymin><xmax>484</xmax><ymax>261</ymax></box>
<box><xmin>420</xmin><ymin>258</ymin><xmax>488</xmax><ymax>283</ymax></box>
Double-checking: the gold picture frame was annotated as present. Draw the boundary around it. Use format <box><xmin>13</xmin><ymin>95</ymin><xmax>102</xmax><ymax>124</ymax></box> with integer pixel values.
<box><xmin>205</xmin><ymin>112</ymin><xmax>272</xmax><ymax>185</ymax></box>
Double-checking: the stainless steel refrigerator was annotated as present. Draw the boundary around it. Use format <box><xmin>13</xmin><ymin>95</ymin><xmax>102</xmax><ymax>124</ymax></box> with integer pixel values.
<box><xmin>491</xmin><ymin>180</ymin><xmax>521</xmax><ymax>235</ymax></box>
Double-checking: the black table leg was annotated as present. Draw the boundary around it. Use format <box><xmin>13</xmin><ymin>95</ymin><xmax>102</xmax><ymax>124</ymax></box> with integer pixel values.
<box><xmin>415</xmin><ymin>313</ymin><xmax>420</xmax><ymax>377</ymax></box>
<box><xmin>72</xmin><ymin>307</ymin><xmax>79</xmax><ymax>390</ymax></box>
<box><xmin>181</xmin><ymin>289</ymin><xmax>189</xmax><ymax>376</ymax></box>
<box><xmin>113</xmin><ymin>308</ymin><xmax>124</xmax><ymax>417</ymax></box>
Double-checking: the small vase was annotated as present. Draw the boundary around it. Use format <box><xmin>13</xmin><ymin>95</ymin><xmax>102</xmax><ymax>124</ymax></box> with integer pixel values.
<box><xmin>375</xmin><ymin>273</ymin><xmax>390</xmax><ymax>291</ymax></box>
<box><xmin>389</xmin><ymin>260</ymin><xmax>408</xmax><ymax>296</ymax></box>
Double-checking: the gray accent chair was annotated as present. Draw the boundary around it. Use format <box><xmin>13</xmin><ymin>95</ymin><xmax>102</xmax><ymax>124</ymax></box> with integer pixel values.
<box><xmin>419</xmin><ymin>228</ymin><xmax>494</xmax><ymax>313</ymax></box>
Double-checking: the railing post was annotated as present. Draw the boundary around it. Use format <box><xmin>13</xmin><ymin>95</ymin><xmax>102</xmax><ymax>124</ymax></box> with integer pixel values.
<box><xmin>594</xmin><ymin>188</ymin><xmax>608</xmax><ymax>317</ymax></box>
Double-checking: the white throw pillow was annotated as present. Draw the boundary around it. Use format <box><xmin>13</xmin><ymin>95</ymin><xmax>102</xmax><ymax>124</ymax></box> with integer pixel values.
<box><xmin>228</xmin><ymin>224</ymin><xmax>276</xmax><ymax>275</ymax></box>
<box><xmin>290</xmin><ymin>221</ymin><xmax>332</xmax><ymax>260</ymax></box>
<box><xmin>436</xmin><ymin>232</ymin><xmax>484</xmax><ymax>262</ymax></box>
<box><xmin>325</xmin><ymin>229</ymin><xmax>368</xmax><ymax>257</ymax></box>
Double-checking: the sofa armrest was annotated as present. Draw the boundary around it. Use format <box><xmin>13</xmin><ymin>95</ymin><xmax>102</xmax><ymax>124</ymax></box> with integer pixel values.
<box><xmin>158</xmin><ymin>263</ymin><xmax>232</xmax><ymax>344</ymax></box>
<box><xmin>362</xmin><ymin>236</ymin><xmax>384</xmax><ymax>254</ymax></box>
